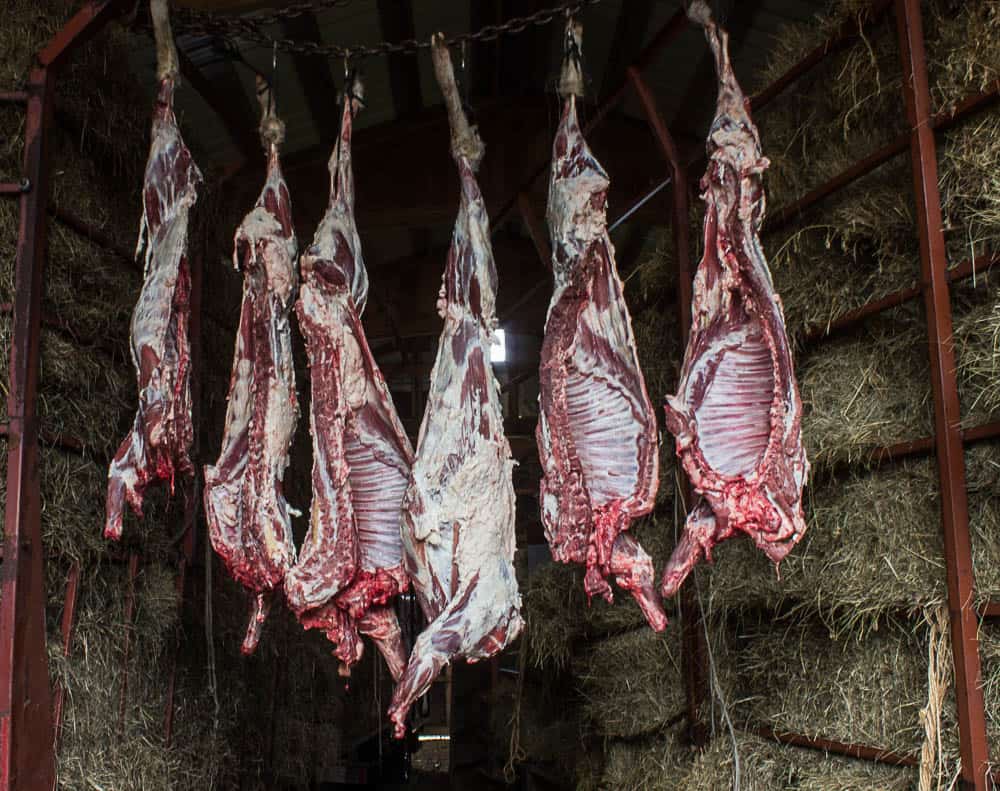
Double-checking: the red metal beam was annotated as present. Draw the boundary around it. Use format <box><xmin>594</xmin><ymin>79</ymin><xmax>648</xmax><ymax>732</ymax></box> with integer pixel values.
<box><xmin>979</xmin><ymin>601</ymin><xmax>1000</xmax><ymax>620</ymax></box>
<box><xmin>765</xmin><ymin>81</ymin><xmax>999</xmax><ymax>236</ymax></box>
<box><xmin>0</xmin><ymin>65</ymin><xmax>57</xmax><ymax>791</ymax></box>
<box><xmin>51</xmin><ymin>562</ymin><xmax>81</xmax><ymax>753</ymax></box>
<box><xmin>752</xmin><ymin>724</ymin><xmax>919</xmax><ymax>768</ymax></box>
<box><xmin>37</xmin><ymin>0</ymin><xmax>133</xmax><ymax>70</ymax></box>
<box><xmin>895</xmin><ymin>1</ymin><xmax>990</xmax><ymax>786</ymax></box>
<box><xmin>117</xmin><ymin>553</ymin><xmax>140</xmax><ymax>731</ymax></box>
<box><xmin>0</xmin><ymin>183</ymin><xmax>30</xmax><ymax>198</ymax></box>
<box><xmin>3</xmin><ymin>1</ymin><xmax>134</xmax><ymax>771</ymax></box>
<box><xmin>764</xmin><ymin>135</ymin><xmax>909</xmax><ymax>234</ymax></box>
<box><xmin>865</xmin><ymin>420</ymin><xmax>1000</xmax><ymax>469</ymax></box>
<box><xmin>802</xmin><ymin>251</ymin><xmax>1000</xmax><ymax>345</ymax></box>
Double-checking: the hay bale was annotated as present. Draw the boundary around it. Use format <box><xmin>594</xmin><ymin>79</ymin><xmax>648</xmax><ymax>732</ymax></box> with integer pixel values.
<box><xmin>955</xmin><ymin>282</ymin><xmax>1000</xmax><ymax>425</ymax></box>
<box><xmin>705</xmin><ymin>447</ymin><xmax>1000</xmax><ymax>622</ymax></box>
<box><xmin>680</xmin><ymin>733</ymin><xmax>914</xmax><ymax>791</ymax></box>
<box><xmin>736</xmin><ymin>615</ymin><xmax>930</xmax><ymax>757</ymax></box>
<box><xmin>797</xmin><ymin>307</ymin><xmax>932</xmax><ymax>471</ymax></box>
<box><xmin>790</xmin><ymin>282</ymin><xmax>999</xmax><ymax>473</ymax></box>
<box><xmin>574</xmin><ymin>623</ymin><xmax>685</xmax><ymax>739</ymax></box>
<box><xmin>525</xmin><ymin>518</ymin><xmax>676</xmax><ymax>670</ymax></box>
<box><xmin>755</xmin><ymin>0</ymin><xmax>1000</xmax><ymax>340</ymax></box>
<box><xmin>982</xmin><ymin>623</ymin><xmax>1000</xmax><ymax>752</ymax></box>
<box><xmin>597</xmin><ymin>730</ymin><xmax>692</xmax><ymax>791</ymax></box>
<box><xmin>51</xmin><ymin>560</ymin><xmax>227</xmax><ymax>790</ymax></box>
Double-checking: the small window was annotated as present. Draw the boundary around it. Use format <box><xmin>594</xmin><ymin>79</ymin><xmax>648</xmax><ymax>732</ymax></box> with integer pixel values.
<box><xmin>491</xmin><ymin>328</ymin><xmax>506</xmax><ymax>364</ymax></box>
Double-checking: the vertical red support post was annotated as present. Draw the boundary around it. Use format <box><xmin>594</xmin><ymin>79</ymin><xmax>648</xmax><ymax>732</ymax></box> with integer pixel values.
<box><xmin>627</xmin><ymin>67</ymin><xmax>707</xmax><ymax>746</ymax></box>
<box><xmin>52</xmin><ymin>562</ymin><xmax>81</xmax><ymax>753</ymax></box>
<box><xmin>0</xmin><ymin>65</ymin><xmax>57</xmax><ymax>791</ymax></box>
<box><xmin>0</xmin><ymin>4</ymin><xmax>134</xmax><ymax>786</ymax></box>
<box><xmin>893</xmin><ymin>0</ymin><xmax>990</xmax><ymax>787</ymax></box>
<box><xmin>118</xmin><ymin>552</ymin><xmax>141</xmax><ymax>730</ymax></box>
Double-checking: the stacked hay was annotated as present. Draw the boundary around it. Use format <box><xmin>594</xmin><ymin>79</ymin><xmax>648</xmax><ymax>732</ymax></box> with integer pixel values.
<box><xmin>679</xmin><ymin>732</ymin><xmax>914</xmax><ymax>791</ymax></box>
<box><xmin>48</xmin><ymin>561</ymin><xmax>235</xmax><ymax>789</ymax></box>
<box><xmin>1</xmin><ymin>2</ymin><xmax>234</xmax><ymax>788</ymax></box>
<box><xmin>705</xmin><ymin>444</ymin><xmax>1000</xmax><ymax>621</ymax></box>
<box><xmin>525</xmin><ymin>517</ymin><xmax>677</xmax><ymax>671</ymax></box>
<box><xmin>677</xmin><ymin>0</ymin><xmax>1000</xmax><ymax>786</ymax></box>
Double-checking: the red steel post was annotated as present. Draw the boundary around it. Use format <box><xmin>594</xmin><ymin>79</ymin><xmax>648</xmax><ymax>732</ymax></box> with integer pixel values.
<box><xmin>627</xmin><ymin>66</ymin><xmax>706</xmax><ymax>746</ymax></box>
<box><xmin>117</xmin><ymin>552</ymin><xmax>141</xmax><ymax>731</ymax></box>
<box><xmin>52</xmin><ymin>562</ymin><xmax>81</xmax><ymax>753</ymax></box>
<box><xmin>0</xmin><ymin>4</ymin><xmax>133</xmax><ymax>786</ymax></box>
<box><xmin>0</xmin><ymin>65</ymin><xmax>57</xmax><ymax>791</ymax></box>
<box><xmin>894</xmin><ymin>0</ymin><xmax>990</xmax><ymax>787</ymax></box>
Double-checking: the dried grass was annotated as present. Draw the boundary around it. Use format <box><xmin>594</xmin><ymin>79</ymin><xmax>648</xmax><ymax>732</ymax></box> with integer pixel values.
<box><xmin>594</xmin><ymin>727</ymin><xmax>692</xmax><ymax>791</ymax></box>
<box><xmin>737</xmin><ymin>615</ymin><xmax>932</xmax><ymax>757</ymax></box>
<box><xmin>574</xmin><ymin>623</ymin><xmax>685</xmax><ymax>739</ymax></box>
<box><xmin>796</xmin><ymin>307</ymin><xmax>932</xmax><ymax>471</ymax></box>
<box><xmin>50</xmin><ymin>561</ymin><xmax>230</xmax><ymax>790</ymax></box>
<box><xmin>704</xmin><ymin>446</ymin><xmax>1000</xmax><ymax>624</ymax></box>
<box><xmin>755</xmin><ymin>0</ymin><xmax>1000</xmax><ymax>341</ymax></box>
<box><xmin>524</xmin><ymin>518</ymin><xmax>675</xmax><ymax>671</ymax></box>
<box><xmin>681</xmin><ymin>733</ymin><xmax>914</xmax><ymax>791</ymax></box>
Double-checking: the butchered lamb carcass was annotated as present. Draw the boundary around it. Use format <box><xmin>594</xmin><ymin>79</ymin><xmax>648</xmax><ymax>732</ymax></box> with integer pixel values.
<box><xmin>661</xmin><ymin>0</ymin><xmax>809</xmax><ymax>598</ymax></box>
<box><xmin>282</xmin><ymin>77</ymin><xmax>413</xmax><ymax>681</ymax></box>
<box><xmin>388</xmin><ymin>37</ymin><xmax>523</xmax><ymax>737</ymax></box>
<box><xmin>203</xmin><ymin>77</ymin><xmax>298</xmax><ymax>655</ymax></box>
<box><xmin>106</xmin><ymin>0</ymin><xmax>201</xmax><ymax>541</ymax></box>
<box><xmin>536</xmin><ymin>21</ymin><xmax>666</xmax><ymax>632</ymax></box>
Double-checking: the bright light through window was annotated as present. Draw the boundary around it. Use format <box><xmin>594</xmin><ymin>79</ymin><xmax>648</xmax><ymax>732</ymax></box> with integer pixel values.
<box><xmin>491</xmin><ymin>328</ymin><xmax>507</xmax><ymax>364</ymax></box>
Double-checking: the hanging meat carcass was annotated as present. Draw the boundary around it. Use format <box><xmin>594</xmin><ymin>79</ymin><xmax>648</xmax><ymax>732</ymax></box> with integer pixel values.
<box><xmin>387</xmin><ymin>37</ymin><xmax>523</xmax><ymax>737</ymax></box>
<box><xmin>203</xmin><ymin>77</ymin><xmax>298</xmax><ymax>655</ymax></box>
<box><xmin>661</xmin><ymin>0</ymin><xmax>809</xmax><ymax>598</ymax></box>
<box><xmin>536</xmin><ymin>22</ymin><xmax>667</xmax><ymax>632</ymax></box>
<box><xmin>282</xmin><ymin>76</ymin><xmax>413</xmax><ymax>680</ymax></box>
<box><xmin>106</xmin><ymin>0</ymin><xmax>202</xmax><ymax>540</ymax></box>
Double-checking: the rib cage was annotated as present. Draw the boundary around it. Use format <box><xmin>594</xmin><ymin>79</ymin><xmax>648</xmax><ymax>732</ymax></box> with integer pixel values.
<box><xmin>661</xmin><ymin>2</ymin><xmax>809</xmax><ymax>598</ymax></box>
<box><xmin>283</xmin><ymin>84</ymin><xmax>413</xmax><ymax>680</ymax></box>
<box><xmin>535</xmin><ymin>21</ymin><xmax>666</xmax><ymax>632</ymax></box>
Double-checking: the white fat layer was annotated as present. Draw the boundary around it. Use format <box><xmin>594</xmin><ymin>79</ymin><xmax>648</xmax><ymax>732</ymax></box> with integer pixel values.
<box><xmin>401</xmin><ymin>158</ymin><xmax>521</xmax><ymax>647</ymax></box>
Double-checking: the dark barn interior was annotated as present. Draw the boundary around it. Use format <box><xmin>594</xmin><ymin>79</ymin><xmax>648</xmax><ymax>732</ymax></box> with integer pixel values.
<box><xmin>1</xmin><ymin>0</ymin><xmax>999</xmax><ymax>788</ymax></box>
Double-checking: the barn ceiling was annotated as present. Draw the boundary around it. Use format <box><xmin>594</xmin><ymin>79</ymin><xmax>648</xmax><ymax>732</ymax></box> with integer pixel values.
<box><xmin>126</xmin><ymin>0</ymin><xmax>828</xmax><ymax>356</ymax></box>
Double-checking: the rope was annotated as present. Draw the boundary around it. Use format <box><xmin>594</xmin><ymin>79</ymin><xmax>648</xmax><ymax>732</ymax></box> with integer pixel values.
<box><xmin>504</xmin><ymin>633</ymin><xmax>529</xmax><ymax>783</ymax></box>
<box><xmin>674</xmin><ymin>462</ymin><xmax>741</xmax><ymax>788</ymax></box>
<box><xmin>918</xmin><ymin>605</ymin><xmax>950</xmax><ymax>791</ymax></box>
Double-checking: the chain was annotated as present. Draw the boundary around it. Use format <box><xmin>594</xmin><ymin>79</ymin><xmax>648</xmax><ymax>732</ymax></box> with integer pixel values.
<box><xmin>156</xmin><ymin>0</ymin><xmax>603</xmax><ymax>61</ymax></box>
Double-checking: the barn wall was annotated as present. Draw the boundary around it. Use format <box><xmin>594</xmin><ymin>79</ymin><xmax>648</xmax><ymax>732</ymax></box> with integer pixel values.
<box><xmin>517</xmin><ymin>1</ymin><xmax>1000</xmax><ymax>788</ymax></box>
<box><xmin>2</xmin><ymin>3</ymin><xmax>229</xmax><ymax>787</ymax></box>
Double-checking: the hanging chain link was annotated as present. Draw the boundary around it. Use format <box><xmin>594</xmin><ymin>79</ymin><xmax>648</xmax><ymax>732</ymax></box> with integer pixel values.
<box><xmin>154</xmin><ymin>0</ymin><xmax>603</xmax><ymax>61</ymax></box>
